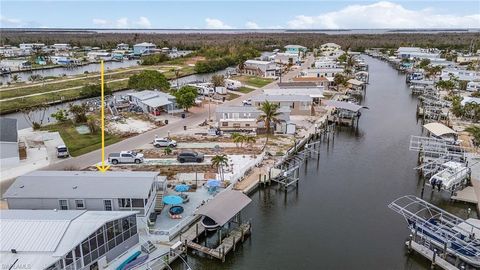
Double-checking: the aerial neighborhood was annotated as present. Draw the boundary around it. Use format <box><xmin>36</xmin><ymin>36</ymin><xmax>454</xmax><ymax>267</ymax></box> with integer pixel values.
<box><xmin>1</xmin><ymin>28</ymin><xmax>480</xmax><ymax>270</ymax></box>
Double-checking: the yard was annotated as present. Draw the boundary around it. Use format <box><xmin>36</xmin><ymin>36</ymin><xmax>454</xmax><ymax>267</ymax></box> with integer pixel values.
<box><xmin>233</xmin><ymin>76</ymin><xmax>274</xmax><ymax>88</ymax></box>
<box><xmin>237</xmin><ymin>86</ymin><xmax>255</xmax><ymax>94</ymax></box>
<box><xmin>41</xmin><ymin>121</ymin><xmax>123</xmax><ymax>157</ymax></box>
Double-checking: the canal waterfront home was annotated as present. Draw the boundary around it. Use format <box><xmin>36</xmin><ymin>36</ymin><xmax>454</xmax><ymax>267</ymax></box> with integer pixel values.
<box><xmin>251</xmin><ymin>94</ymin><xmax>314</xmax><ymax>116</ymax></box>
<box><xmin>242</xmin><ymin>60</ymin><xmax>280</xmax><ymax>78</ymax></box>
<box><xmin>396</xmin><ymin>47</ymin><xmax>441</xmax><ymax>60</ymax></box>
<box><xmin>284</xmin><ymin>44</ymin><xmax>307</xmax><ymax>55</ymax></box>
<box><xmin>319</xmin><ymin>42</ymin><xmax>342</xmax><ymax>52</ymax></box>
<box><xmin>273</xmin><ymin>52</ymin><xmax>300</xmax><ymax>65</ymax></box>
<box><xmin>300</xmin><ymin>67</ymin><xmax>344</xmax><ymax>79</ymax></box>
<box><xmin>0</xmin><ymin>59</ymin><xmax>32</xmax><ymax>71</ymax></box>
<box><xmin>215</xmin><ymin>105</ymin><xmax>291</xmax><ymax>133</ymax></box>
<box><xmin>440</xmin><ymin>67</ymin><xmax>480</xmax><ymax>81</ymax></box>
<box><xmin>0</xmin><ymin>118</ymin><xmax>20</xmax><ymax>168</ymax></box>
<box><xmin>263</xmin><ymin>87</ymin><xmax>324</xmax><ymax>104</ymax></box>
<box><xmin>0</xmin><ymin>209</ymin><xmax>143</xmax><ymax>270</ymax></box>
<box><xmin>133</xmin><ymin>42</ymin><xmax>156</xmax><ymax>55</ymax></box>
<box><xmin>116</xmin><ymin>43</ymin><xmax>130</xmax><ymax>50</ymax></box>
<box><xmin>126</xmin><ymin>90</ymin><xmax>181</xmax><ymax>115</ymax></box>
<box><xmin>291</xmin><ymin>76</ymin><xmax>329</xmax><ymax>87</ymax></box>
<box><xmin>3</xmin><ymin>171</ymin><xmax>164</xmax><ymax>217</ymax></box>
<box><xmin>87</xmin><ymin>51</ymin><xmax>112</xmax><ymax>61</ymax></box>
<box><xmin>52</xmin><ymin>43</ymin><xmax>72</xmax><ymax>51</ymax></box>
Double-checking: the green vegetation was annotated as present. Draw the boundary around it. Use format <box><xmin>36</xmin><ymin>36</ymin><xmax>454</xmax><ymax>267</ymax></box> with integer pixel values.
<box><xmin>257</xmin><ymin>101</ymin><xmax>281</xmax><ymax>150</ymax></box>
<box><xmin>50</xmin><ymin>109</ymin><xmax>69</xmax><ymax>122</ymax></box>
<box><xmin>465</xmin><ymin>125</ymin><xmax>480</xmax><ymax>146</ymax></box>
<box><xmin>140</xmin><ymin>53</ymin><xmax>169</xmax><ymax>65</ymax></box>
<box><xmin>79</xmin><ymin>84</ymin><xmax>111</xmax><ymax>98</ymax></box>
<box><xmin>172</xmin><ymin>86</ymin><xmax>197</xmax><ymax>111</ymax></box>
<box><xmin>127</xmin><ymin>70</ymin><xmax>170</xmax><ymax>91</ymax></box>
<box><xmin>211</xmin><ymin>75</ymin><xmax>225</xmax><ymax>88</ymax></box>
<box><xmin>418</xmin><ymin>59</ymin><xmax>431</xmax><ymax>69</ymax></box>
<box><xmin>40</xmin><ymin>121</ymin><xmax>122</xmax><ymax>157</ymax></box>
<box><xmin>237</xmin><ymin>86</ymin><xmax>255</xmax><ymax>94</ymax></box>
<box><xmin>234</xmin><ymin>76</ymin><xmax>272</xmax><ymax>88</ymax></box>
<box><xmin>211</xmin><ymin>154</ymin><xmax>229</xmax><ymax>181</ymax></box>
<box><xmin>195</xmin><ymin>46</ymin><xmax>260</xmax><ymax>73</ymax></box>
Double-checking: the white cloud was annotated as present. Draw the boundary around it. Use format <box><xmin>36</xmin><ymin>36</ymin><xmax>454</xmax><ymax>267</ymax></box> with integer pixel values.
<box><xmin>245</xmin><ymin>21</ymin><xmax>260</xmax><ymax>29</ymax></box>
<box><xmin>287</xmin><ymin>1</ymin><xmax>480</xmax><ymax>29</ymax></box>
<box><xmin>91</xmin><ymin>17</ymin><xmax>152</xmax><ymax>28</ymax></box>
<box><xmin>115</xmin><ymin>18</ymin><xmax>129</xmax><ymax>28</ymax></box>
<box><xmin>0</xmin><ymin>16</ymin><xmax>41</xmax><ymax>28</ymax></box>
<box><xmin>205</xmin><ymin>18</ymin><xmax>232</xmax><ymax>29</ymax></box>
<box><xmin>92</xmin><ymin>18</ymin><xmax>108</xmax><ymax>26</ymax></box>
<box><xmin>135</xmin><ymin>16</ymin><xmax>152</xmax><ymax>28</ymax></box>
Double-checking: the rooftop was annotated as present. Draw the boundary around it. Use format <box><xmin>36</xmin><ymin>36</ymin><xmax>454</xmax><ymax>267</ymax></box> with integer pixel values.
<box><xmin>3</xmin><ymin>171</ymin><xmax>160</xmax><ymax>199</ymax></box>
<box><xmin>251</xmin><ymin>94</ymin><xmax>312</xmax><ymax>102</ymax></box>
<box><xmin>0</xmin><ymin>210</ymin><xmax>137</xmax><ymax>269</ymax></box>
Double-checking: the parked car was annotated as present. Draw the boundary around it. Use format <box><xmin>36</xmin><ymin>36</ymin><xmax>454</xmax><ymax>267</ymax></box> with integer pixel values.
<box><xmin>108</xmin><ymin>151</ymin><xmax>144</xmax><ymax>165</ymax></box>
<box><xmin>153</xmin><ymin>137</ymin><xmax>177</xmax><ymax>148</ymax></box>
<box><xmin>56</xmin><ymin>145</ymin><xmax>69</xmax><ymax>158</ymax></box>
<box><xmin>242</xmin><ymin>99</ymin><xmax>252</xmax><ymax>106</ymax></box>
<box><xmin>177</xmin><ymin>151</ymin><xmax>204</xmax><ymax>163</ymax></box>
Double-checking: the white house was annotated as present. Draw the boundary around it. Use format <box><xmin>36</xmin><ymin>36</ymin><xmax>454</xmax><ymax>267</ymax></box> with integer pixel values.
<box><xmin>300</xmin><ymin>67</ymin><xmax>344</xmax><ymax>79</ymax></box>
<box><xmin>243</xmin><ymin>60</ymin><xmax>279</xmax><ymax>78</ymax></box>
<box><xmin>133</xmin><ymin>42</ymin><xmax>156</xmax><ymax>55</ymax></box>
<box><xmin>273</xmin><ymin>52</ymin><xmax>300</xmax><ymax>65</ymax></box>
<box><xmin>4</xmin><ymin>171</ymin><xmax>164</xmax><ymax>217</ymax></box>
<box><xmin>0</xmin><ymin>59</ymin><xmax>31</xmax><ymax>70</ymax></box>
<box><xmin>397</xmin><ymin>47</ymin><xmax>441</xmax><ymax>59</ymax></box>
<box><xmin>52</xmin><ymin>43</ymin><xmax>71</xmax><ymax>51</ymax></box>
<box><xmin>441</xmin><ymin>68</ymin><xmax>480</xmax><ymax>81</ymax></box>
<box><xmin>127</xmin><ymin>90</ymin><xmax>181</xmax><ymax>115</ymax></box>
<box><xmin>116</xmin><ymin>43</ymin><xmax>130</xmax><ymax>50</ymax></box>
<box><xmin>0</xmin><ymin>209</ymin><xmax>142</xmax><ymax>270</ymax></box>
<box><xmin>19</xmin><ymin>43</ymin><xmax>45</xmax><ymax>51</ymax></box>
<box><xmin>215</xmin><ymin>106</ymin><xmax>291</xmax><ymax>133</ymax></box>
<box><xmin>87</xmin><ymin>51</ymin><xmax>112</xmax><ymax>61</ymax></box>
<box><xmin>314</xmin><ymin>57</ymin><xmax>338</xmax><ymax>69</ymax></box>
<box><xmin>467</xmin><ymin>81</ymin><xmax>480</xmax><ymax>92</ymax></box>
<box><xmin>0</xmin><ymin>118</ymin><xmax>19</xmax><ymax>168</ymax></box>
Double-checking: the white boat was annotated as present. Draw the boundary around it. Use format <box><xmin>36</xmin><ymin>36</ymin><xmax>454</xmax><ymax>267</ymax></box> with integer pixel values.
<box><xmin>429</xmin><ymin>161</ymin><xmax>470</xmax><ymax>190</ymax></box>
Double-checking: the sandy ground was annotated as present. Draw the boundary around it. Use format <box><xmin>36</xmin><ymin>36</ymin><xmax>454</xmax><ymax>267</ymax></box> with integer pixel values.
<box><xmin>108</xmin><ymin>118</ymin><xmax>156</xmax><ymax>134</ymax></box>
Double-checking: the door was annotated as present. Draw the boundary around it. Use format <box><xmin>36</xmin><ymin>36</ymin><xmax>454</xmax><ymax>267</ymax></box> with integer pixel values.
<box><xmin>121</xmin><ymin>153</ymin><xmax>133</xmax><ymax>163</ymax></box>
<box><xmin>103</xmin><ymin>200</ymin><xmax>112</xmax><ymax>211</ymax></box>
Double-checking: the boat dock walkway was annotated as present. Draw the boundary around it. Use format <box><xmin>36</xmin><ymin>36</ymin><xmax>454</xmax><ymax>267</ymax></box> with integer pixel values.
<box><xmin>186</xmin><ymin>222</ymin><xmax>251</xmax><ymax>262</ymax></box>
<box><xmin>406</xmin><ymin>241</ymin><xmax>459</xmax><ymax>270</ymax></box>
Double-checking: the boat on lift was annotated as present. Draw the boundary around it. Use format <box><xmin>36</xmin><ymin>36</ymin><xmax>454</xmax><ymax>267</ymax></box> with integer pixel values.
<box><xmin>429</xmin><ymin>161</ymin><xmax>470</xmax><ymax>190</ymax></box>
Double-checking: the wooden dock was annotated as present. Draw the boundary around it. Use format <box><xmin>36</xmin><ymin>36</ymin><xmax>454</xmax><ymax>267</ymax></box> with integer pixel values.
<box><xmin>186</xmin><ymin>222</ymin><xmax>251</xmax><ymax>262</ymax></box>
<box><xmin>406</xmin><ymin>241</ymin><xmax>459</xmax><ymax>270</ymax></box>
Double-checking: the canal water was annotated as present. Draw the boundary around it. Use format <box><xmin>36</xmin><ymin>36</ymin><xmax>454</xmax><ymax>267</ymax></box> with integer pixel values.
<box><xmin>0</xmin><ymin>60</ymin><xmax>140</xmax><ymax>84</ymax></box>
<box><xmin>180</xmin><ymin>56</ymin><xmax>475</xmax><ymax>269</ymax></box>
<box><xmin>3</xmin><ymin>69</ymin><xmax>229</xmax><ymax>129</ymax></box>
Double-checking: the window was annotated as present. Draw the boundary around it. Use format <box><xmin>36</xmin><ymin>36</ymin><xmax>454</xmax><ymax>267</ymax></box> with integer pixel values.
<box><xmin>75</xmin><ymin>200</ymin><xmax>85</xmax><ymax>209</ymax></box>
<box><xmin>131</xmin><ymin>199</ymin><xmax>144</xmax><ymax>208</ymax></box>
<box><xmin>222</xmin><ymin>122</ymin><xmax>228</xmax><ymax>127</ymax></box>
<box><xmin>59</xmin><ymin>200</ymin><xmax>69</xmax><ymax>210</ymax></box>
<box><xmin>118</xmin><ymin>198</ymin><xmax>131</xmax><ymax>208</ymax></box>
<box><xmin>103</xmin><ymin>200</ymin><xmax>112</xmax><ymax>211</ymax></box>
<box><xmin>245</xmin><ymin>124</ymin><xmax>250</xmax><ymax>127</ymax></box>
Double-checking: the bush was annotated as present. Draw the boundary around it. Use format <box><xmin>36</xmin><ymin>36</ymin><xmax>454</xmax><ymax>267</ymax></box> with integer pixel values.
<box><xmin>79</xmin><ymin>84</ymin><xmax>111</xmax><ymax>98</ymax></box>
<box><xmin>141</xmin><ymin>53</ymin><xmax>169</xmax><ymax>65</ymax></box>
<box><xmin>128</xmin><ymin>70</ymin><xmax>170</xmax><ymax>91</ymax></box>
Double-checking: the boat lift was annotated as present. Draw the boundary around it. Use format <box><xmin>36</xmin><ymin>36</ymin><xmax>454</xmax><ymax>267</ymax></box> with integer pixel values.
<box><xmin>389</xmin><ymin>195</ymin><xmax>480</xmax><ymax>268</ymax></box>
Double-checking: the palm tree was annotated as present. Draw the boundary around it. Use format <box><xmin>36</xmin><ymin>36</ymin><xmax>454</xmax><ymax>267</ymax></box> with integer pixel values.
<box><xmin>231</xmin><ymin>132</ymin><xmax>245</xmax><ymax>148</ymax></box>
<box><xmin>257</xmin><ymin>101</ymin><xmax>281</xmax><ymax>149</ymax></box>
<box><xmin>244</xmin><ymin>135</ymin><xmax>257</xmax><ymax>147</ymax></box>
<box><xmin>465</xmin><ymin>125</ymin><xmax>480</xmax><ymax>147</ymax></box>
<box><xmin>211</xmin><ymin>154</ymin><xmax>229</xmax><ymax>181</ymax></box>
<box><xmin>211</xmin><ymin>75</ymin><xmax>225</xmax><ymax>91</ymax></box>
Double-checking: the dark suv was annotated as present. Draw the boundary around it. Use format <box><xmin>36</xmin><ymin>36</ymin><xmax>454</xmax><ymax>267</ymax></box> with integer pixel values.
<box><xmin>177</xmin><ymin>151</ymin><xmax>204</xmax><ymax>163</ymax></box>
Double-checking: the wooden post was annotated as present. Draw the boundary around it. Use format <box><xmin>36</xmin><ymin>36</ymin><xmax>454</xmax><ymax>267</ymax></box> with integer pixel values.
<box><xmin>241</xmin><ymin>227</ymin><xmax>244</xmax><ymax>242</ymax></box>
<box><xmin>222</xmin><ymin>246</ymin><xmax>226</xmax><ymax>262</ymax></box>
<box><xmin>431</xmin><ymin>249</ymin><xmax>436</xmax><ymax>269</ymax></box>
<box><xmin>233</xmin><ymin>236</ymin><xmax>236</xmax><ymax>251</ymax></box>
<box><xmin>184</xmin><ymin>239</ymin><xmax>188</xmax><ymax>254</ymax></box>
<box><xmin>443</xmin><ymin>242</ymin><xmax>447</xmax><ymax>259</ymax></box>
<box><xmin>408</xmin><ymin>234</ymin><xmax>413</xmax><ymax>253</ymax></box>
<box><xmin>196</xmin><ymin>223</ymin><xmax>199</xmax><ymax>242</ymax></box>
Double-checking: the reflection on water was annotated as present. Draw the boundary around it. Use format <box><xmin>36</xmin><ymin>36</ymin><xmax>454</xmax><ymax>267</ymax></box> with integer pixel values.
<box><xmin>175</xmin><ymin>56</ymin><xmax>475</xmax><ymax>270</ymax></box>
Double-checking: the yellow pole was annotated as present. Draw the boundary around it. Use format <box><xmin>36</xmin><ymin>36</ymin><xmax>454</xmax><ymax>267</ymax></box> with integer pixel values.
<box><xmin>96</xmin><ymin>60</ymin><xmax>110</xmax><ymax>172</ymax></box>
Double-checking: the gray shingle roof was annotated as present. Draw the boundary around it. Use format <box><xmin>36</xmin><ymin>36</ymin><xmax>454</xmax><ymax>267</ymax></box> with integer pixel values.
<box><xmin>4</xmin><ymin>171</ymin><xmax>160</xmax><ymax>199</ymax></box>
<box><xmin>0</xmin><ymin>118</ymin><xmax>18</xmax><ymax>143</ymax></box>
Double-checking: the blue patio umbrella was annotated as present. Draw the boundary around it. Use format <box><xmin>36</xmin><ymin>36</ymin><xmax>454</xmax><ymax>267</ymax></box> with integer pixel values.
<box><xmin>206</xmin><ymin>179</ymin><xmax>221</xmax><ymax>188</ymax></box>
<box><xmin>163</xmin><ymin>195</ymin><xmax>183</xmax><ymax>205</ymax></box>
<box><xmin>174</xmin><ymin>184</ymin><xmax>190</xmax><ymax>192</ymax></box>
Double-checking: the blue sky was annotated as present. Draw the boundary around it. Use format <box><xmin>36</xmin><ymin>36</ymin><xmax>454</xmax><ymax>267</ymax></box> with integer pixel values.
<box><xmin>1</xmin><ymin>1</ymin><xmax>479</xmax><ymax>29</ymax></box>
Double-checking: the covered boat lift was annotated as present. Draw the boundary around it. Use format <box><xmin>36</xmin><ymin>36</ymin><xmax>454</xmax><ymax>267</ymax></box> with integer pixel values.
<box><xmin>324</xmin><ymin>100</ymin><xmax>368</xmax><ymax>127</ymax></box>
<box><xmin>188</xmin><ymin>190</ymin><xmax>252</xmax><ymax>261</ymax></box>
<box><xmin>389</xmin><ymin>195</ymin><xmax>480</xmax><ymax>268</ymax></box>
<box><xmin>423</xmin><ymin>122</ymin><xmax>458</xmax><ymax>144</ymax></box>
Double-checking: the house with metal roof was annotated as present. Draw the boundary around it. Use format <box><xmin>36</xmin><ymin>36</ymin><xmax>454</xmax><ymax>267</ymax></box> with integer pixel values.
<box><xmin>127</xmin><ymin>90</ymin><xmax>180</xmax><ymax>115</ymax></box>
<box><xmin>0</xmin><ymin>209</ymin><xmax>140</xmax><ymax>270</ymax></box>
<box><xmin>133</xmin><ymin>42</ymin><xmax>156</xmax><ymax>55</ymax></box>
<box><xmin>0</xmin><ymin>117</ymin><xmax>19</xmax><ymax>167</ymax></box>
<box><xmin>3</xmin><ymin>171</ymin><xmax>165</xmax><ymax>217</ymax></box>
<box><xmin>215</xmin><ymin>105</ymin><xmax>291</xmax><ymax>133</ymax></box>
<box><xmin>251</xmin><ymin>94</ymin><xmax>314</xmax><ymax>116</ymax></box>
<box><xmin>242</xmin><ymin>60</ymin><xmax>279</xmax><ymax>78</ymax></box>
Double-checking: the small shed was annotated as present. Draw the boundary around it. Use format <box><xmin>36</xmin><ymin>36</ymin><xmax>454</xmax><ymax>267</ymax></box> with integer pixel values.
<box><xmin>195</xmin><ymin>190</ymin><xmax>251</xmax><ymax>227</ymax></box>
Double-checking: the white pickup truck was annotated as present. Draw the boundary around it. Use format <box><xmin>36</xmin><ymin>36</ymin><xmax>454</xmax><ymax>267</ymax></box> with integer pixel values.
<box><xmin>108</xmin><ymin>151</ymin><xmax>144</xmax><ymax>165</ymax></box>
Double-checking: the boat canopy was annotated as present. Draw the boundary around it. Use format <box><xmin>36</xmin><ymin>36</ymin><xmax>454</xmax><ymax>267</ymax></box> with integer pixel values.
<box><xmin>347</xmin><ymin>79</ymin><xmax>365</xmax><ymax>86</ymax></box>
<box><xmin>195</xmin><ymin>190</ymin><xmax>251</xmax><ymax>226</ymax></box>
<box><xmin>323</xmin><ymin>100</ymin><xmax>368</xmax><ymax>112</ymax></box>
<box><xmin>423</xmin><ymin>122</ymin><xmax>456</xmax><ymax>137</ymax></box>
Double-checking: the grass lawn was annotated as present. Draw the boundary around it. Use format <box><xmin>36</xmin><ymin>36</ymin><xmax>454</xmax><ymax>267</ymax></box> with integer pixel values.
<box><xmin>41</xmin><ymin>121</ymin><xmax>122</xmax><ymax>157</ymax></box>
<box><xmin>226</xmin><ymin>92</ymin><xmax>241</xmax><ymax>101</ymax></box>
<box><xmin>232</xmin><ymin>76</ymin><xmax>274</xmax><ymax>88</ymax></box>
<box><xmin>237</xmin><ymin>86</ymin><xmax>255</xmax><ymax>94</ymax></box>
